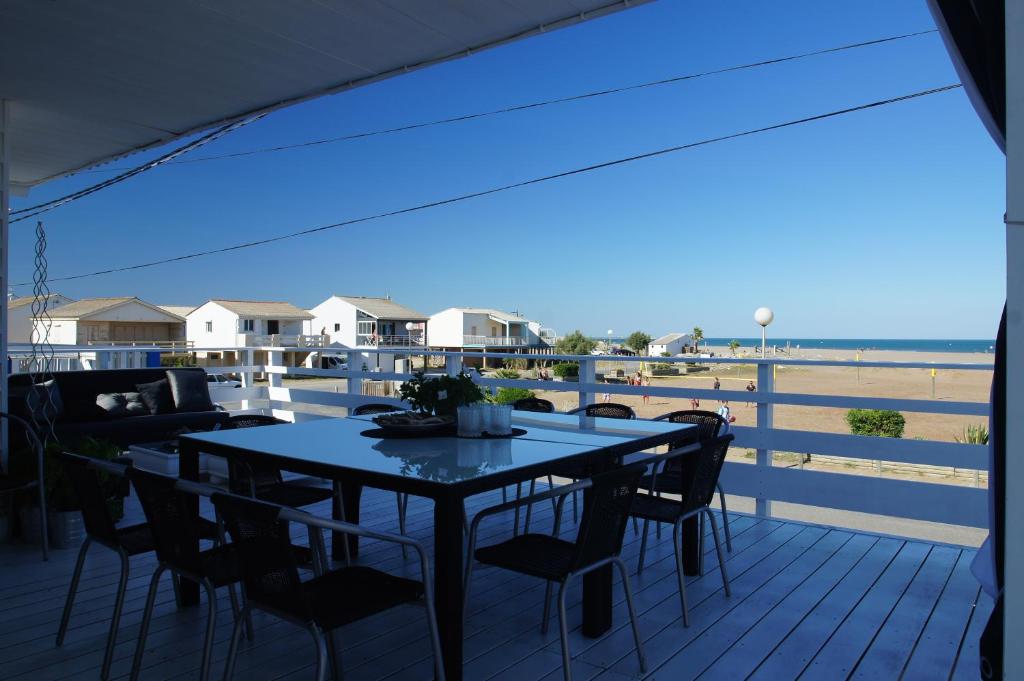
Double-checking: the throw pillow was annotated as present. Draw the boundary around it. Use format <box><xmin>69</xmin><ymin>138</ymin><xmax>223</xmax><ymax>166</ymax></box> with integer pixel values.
<box><xmin>96</xmin><ymin>392</ymin><xmax>129</xmax><ymax>418</ymax></box>
<box><xmin>124</xmin><ymin>392</ymin><xmax>148</xmax><ymax>416</ymax></box>
<box><xmin>136</xmin><ymin>378</ymin><xmax>175</xmax><ymax>415</ymax></box>
<box><xmin>26</xmin><ymin>379</ymin><xmax>63</xmax><ymax>424</ymax></box>
<box><xmin>166</xmin><ymin>370</ymin><xmax>214</xmax><ymax>413</ymax></box>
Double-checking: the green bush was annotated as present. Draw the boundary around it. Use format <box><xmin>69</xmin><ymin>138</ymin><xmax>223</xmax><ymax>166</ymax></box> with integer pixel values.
<box><xmin>552</xmin><ymin>362</ymin><xmax>580</xmax><ymax>378</ymax></box>
<box><xmin>625</xmin><ymin>331</ymin><xmax>652</xmax><ymax>355</ymax></box>
<box><xmin>555</xmin><ymin>330</ymin><xmax>596</xmax><ymax>356</ymax></box>
<box><xmin>845</xmin><ymin>409</ymin><xmax>905</xmax><ymax>438</ymax></box>
<box><xmin>954</xmin><ymin>424</ymin><xmax>989</xmax><ymax>445</ymax></box>
<box><xmin>493</xmin><ymin>368</ymin><xmax>520</xmax><ymax>379</ymax></box>
<box><xmin>491</xmin><ymin>387</ymin><xmax>535</xmax><ymax>404</ymax></box>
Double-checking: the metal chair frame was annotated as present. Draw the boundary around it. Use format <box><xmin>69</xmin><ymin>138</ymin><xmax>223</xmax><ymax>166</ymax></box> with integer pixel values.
<box><xmin>0</xmin><ymin>411</ymin><xmax>48</xmax><ymax>560</ymax></box>
<box><xmin>464</xmin><ymin>477</ymin><xmax>646</xmax><ymax>681</ymax></box>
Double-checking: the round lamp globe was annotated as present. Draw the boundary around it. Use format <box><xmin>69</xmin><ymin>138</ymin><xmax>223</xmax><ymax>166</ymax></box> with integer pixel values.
<box><xmin>405</xmin><ymin>322</ymin><xmax>415</xmax><ymax>331</ymax></box>
<box><xmin>754</xmin><ymin>307</ymin><xmax>774</xmax><ymax>327</ymax></box>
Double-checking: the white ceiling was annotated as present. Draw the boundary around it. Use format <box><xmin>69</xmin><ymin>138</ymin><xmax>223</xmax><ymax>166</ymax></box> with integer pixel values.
<box><xmin>0</xmin><ymin>0</ymin><xmax>648</xmax><ymax>188</ymax></box>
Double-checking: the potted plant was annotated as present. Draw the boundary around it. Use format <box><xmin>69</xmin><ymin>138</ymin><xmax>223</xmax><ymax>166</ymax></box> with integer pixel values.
<box><xmin>398</xmin><ymin>371</ymin><xmax>485</xmax><ymax>416</ymax></box>
<box><xmin>552</xmin><ymin>362</ymin><xmax>580</xmax><ymax>383</ymax></box>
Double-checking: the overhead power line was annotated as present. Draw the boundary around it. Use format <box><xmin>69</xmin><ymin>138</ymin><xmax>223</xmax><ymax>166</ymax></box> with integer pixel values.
<box><xmin>76</xmin><ymin>29</ymin><xmax>937</xmax><ymax>173</ymax></box>
<box><xmin>9</xmin><ymin>115</ymin><xmax>264</xmax><ymax>223</ymax></box>
<box><xmin>11</xmin><ymin>83</ymin><xmax>961</xmax><ymax>287</ymax></box>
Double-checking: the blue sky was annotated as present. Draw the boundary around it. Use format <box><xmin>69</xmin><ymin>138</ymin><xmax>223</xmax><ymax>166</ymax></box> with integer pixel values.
<box><xmin>9</xmin><ymin>0</ymin><xmax>1005</xmax><ymax>340</ymax></box>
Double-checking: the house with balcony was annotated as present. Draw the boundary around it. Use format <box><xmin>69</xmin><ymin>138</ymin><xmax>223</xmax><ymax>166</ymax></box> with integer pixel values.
<box><xmin>428</xmin><ymin>307</ymin><xmax>548</xmax><ymax>366</ymax></box>
<box><xmin>31</xmin><ymin>297</ymin><xmax>187</xmax><ymax>347</ymax></box>
<box><xmin>309</xmin><ymin>295</ymin><xmax>427</xmax><ymax>349</ymax></box>
<box><xmin>187</xmin><ymin>299</ymin><xmax>320</xmax><ymax>369</ymax></box>
<box><xmin>8</xmin><ymin>293</ymin><xmax>73</xmax><ymax>343</ymax></box>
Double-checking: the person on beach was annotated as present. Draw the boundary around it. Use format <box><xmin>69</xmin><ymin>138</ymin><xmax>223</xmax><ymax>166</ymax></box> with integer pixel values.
<box><xmin>717</xmin><ymin>404</ymin><xmax>733</xmax><ymax>432</ymax></box>
<box><xmin>746</xmin><ymin>380</ymin><xmax>756</xmax><ymax>406</ymax></box>
<box><xmin>602</xmin><ymin>380</ymin><xmax>611</xmax><ymax>403</ymax></box>
<box><xmin>690</xmin><ymin>397</ymin><xmax>700</xmax><ymax>410</ymax></box>
<box><xmin>713</xmin><ymin>377</ymin><xmax>721</xmax><ymax>391</ymax></box>
<box><xmin>642</xmin><ymin>376</ymin><xmax>650</xmax><ymax>405</ymax></box>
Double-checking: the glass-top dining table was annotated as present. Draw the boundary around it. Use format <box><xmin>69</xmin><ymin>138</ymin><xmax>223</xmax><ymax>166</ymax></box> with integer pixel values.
<box><xmin>178</xmin><ymin>411</ymin><xmax>700</xmax><ymax>681</ymax></box>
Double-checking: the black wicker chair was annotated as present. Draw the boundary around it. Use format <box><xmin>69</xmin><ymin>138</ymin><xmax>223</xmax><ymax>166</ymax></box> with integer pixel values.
<box><xmin>512</xmin><ymin>397</ymin><xmax>555</xmax><ymax>413</ymax></box>
<box><xmin>566</xmin><ymin>402</ymin><xmax>636</xmax><ymax>419</ymax></box>
<box><xmin>629</xmin><ymin>434</ymin><xmax>734</xmax><ymax>626</ymax></box>
<box><xmin>223</xmin><ymin>414</ymin><xmax>335</xmax><ymax>510</ymax></box>
<box><xmin>510</xmin><ymin>397</ymin><xmax>559</xmax><ymax>531</ymax></box>
<box><xmin>56</xmin><ymin>453</ymin><xmax>219</xmax><ymax>680</ymax></box>
<box><xmin>0</xmin><ymin>411</ymin><xmax>47</xmax><ymax>560</ymax></box>
<box><xmin>125</xmin><ymin>466</ymin><xmax>253</xmax><ymax>681</ymax></box>
<box><xmin>651</xmin><ymin>410</ymin><xmax>732</xmax><ymax>551</ymax></box>
<box><xmin>464</xmin><ymin>464</ymin><xmax>648</xmax><ymax>681</ymax></box>
<box><xmin>212</xmin><ymin>492</ymin><xmax>445</xmax><ymax>681</ymax></box>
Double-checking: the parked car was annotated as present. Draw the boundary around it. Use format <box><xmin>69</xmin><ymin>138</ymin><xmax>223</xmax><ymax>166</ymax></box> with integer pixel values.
<box><xmin>323</xmin><ymin>356</ymin><xmax>348</xmax><ymax>371</ymax></box>
<box><xmin>206</xmin><ymin>373</ymin><xmax>241</xmax><ymax>388</ymax></box>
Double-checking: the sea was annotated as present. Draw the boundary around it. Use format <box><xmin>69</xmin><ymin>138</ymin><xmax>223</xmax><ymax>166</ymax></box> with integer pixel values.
<box><xmin>600</xmin><ymin>338</ymin><xmax>995</xmax><ymax>354</ymax></box>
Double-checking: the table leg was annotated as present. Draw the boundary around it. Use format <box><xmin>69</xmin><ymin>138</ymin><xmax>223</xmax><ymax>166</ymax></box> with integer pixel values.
<box><xmin>332</xmin><ymin>479</ymin><xmax>363</xmax><ymax>560</ymax></box>
<box><xmin>434</xmin><ymin>495</ymin><xmax>464</xmax><ymax>681</ymax></box>
<box><xmin>682</xmin><ymin>514</ymin><xmax>700</xmax><ymax>575</ymax></box>
<box><xmin>178</xmin><ymin>441</ymin><xmax>200</xmax><ymax>607</ymax></box>
<box><xmin>581</xmin><ymin>564</ymin><xmax>613</xmax><ymax>637</ymax></box>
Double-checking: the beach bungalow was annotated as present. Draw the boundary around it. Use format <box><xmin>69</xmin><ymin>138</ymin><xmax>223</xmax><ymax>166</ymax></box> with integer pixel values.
<box><xmin>186</xmin><ymin>299</ymin><xmax>317</xmax><ymax>349</ymax></box>
<box><xmin>309</xmin><ymin>295</ymin><xmax>427</xmax><ymax>348</ymax></box>
<box><xmin>7</xmin><ymin>293</ymin><xmax>73</xmax><ymax>343</ymax></box>
<box><xmin>648</xmin><ymin>332</ymin><xmax>693</xmax><ymax>356</ymax></box>
<box><xmin>31</xmin><ymin>297</ymin><xmax>186</xmax><ymax>346</ymax></box>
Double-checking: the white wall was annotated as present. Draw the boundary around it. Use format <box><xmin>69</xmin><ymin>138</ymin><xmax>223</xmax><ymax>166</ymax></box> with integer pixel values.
<box><xmin>8</xmin><ymin>295</ymin><xmax>72</xmax><ymax>343</ymax></box>
<box><xmin>310</xmin><ymin>296</ymin><xmax>358</xmax><ymax>347</ymax></box>
<box><xmin>32</xmin><ymin>318</ymin><xmax>77</xmax><ymax>345</ymax></box>
<box><xmin>427</xmin><ymin>308</ymin><xmax>465</xmax><ymax>347</ymax></box>
<box><xmin>187</xmin><ymin>301</ymin><xmax>241</xmax><ymax>347</ymax></box>
<box><xmin>648</xmin><ymin>335</ymin><xmax>691</xmax><ymax>356</ymax></box>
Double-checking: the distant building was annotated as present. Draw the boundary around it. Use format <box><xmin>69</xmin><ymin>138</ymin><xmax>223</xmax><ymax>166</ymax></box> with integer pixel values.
<box><xmin>648</xmin><ymin>332</ymin><xmax>693</xmax><ymax>356</ymax></box>
<box><xmin>32</xmin><ymin>297</ymin><xmax>186</xmax><ymax>346</ymax></box>
<box><xmin>186</xmin><ymin>299</ymin><xmax>320</xmax><ymax>370</ymax></box>
<box><xmin>428</xmin><ymin>307</ymin><xmax>548</xmax><ymax>367</ymax></box>
<box><xmin>8</xmin><ymin>293</ymin><xmax>74</xmax><ymax>343</ymax></box>
<box><xmin>157</xmin><ymin>304</ymin><xmax>196</xmax><ymax>319</ymax></box>
<box><xmin>309</xmin><ymin>295</ymin><xmax>427</xmax><ymax>349</ymax></box>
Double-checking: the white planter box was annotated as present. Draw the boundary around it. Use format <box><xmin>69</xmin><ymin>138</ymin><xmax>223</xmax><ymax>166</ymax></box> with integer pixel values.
<box><xmin>128</xmin><ymin>442</ymin><xmax>211</xmax><ymax>476</ymax></box>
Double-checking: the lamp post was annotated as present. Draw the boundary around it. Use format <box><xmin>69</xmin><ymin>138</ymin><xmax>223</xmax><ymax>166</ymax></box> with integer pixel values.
<box><xmin>754</xmin><ymin>307</ymin><xmax>774</xmax><ymax>358</ymax></box>
<box><xmin>607</xmin><ymin>329</ymin><xmax>613</xmax><ymax>349</ymax></box>
<box><xmin>405</xmin><ymin>321</ymin><xmax>417</xmax><ymax>371</ymax></box>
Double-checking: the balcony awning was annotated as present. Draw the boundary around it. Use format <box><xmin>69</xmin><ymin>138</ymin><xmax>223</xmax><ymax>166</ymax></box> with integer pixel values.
<box><xmin>0</xmin><ymin>0</ymin><xmax>647</xmax><ymax>189</ymax></box>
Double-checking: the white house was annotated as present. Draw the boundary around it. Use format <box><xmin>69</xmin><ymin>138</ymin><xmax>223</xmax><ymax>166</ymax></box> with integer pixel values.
<box><xmin>428</xmin><ymin>307</ymin><xmax>543</xmax><ymax>349</ymax></box>
<box><xmin>32</xmin><ymin>297</ymin><xmax>187</xmax><ymax>346</ymax></box>
<box><xmin>187</xmin><ymin>299</ymin><xmax>320</xmax><ymax>370</ymax></box>
<box><xmin>648</xmin><ymin>332</ymin><xmax>693</xmax><ymax>356</ymax></box>
<box><xmin>8</xmin><ymin>293</ymin><xmax>74</xmax><ymax>343</ymax></box>
<box><xmin>309</xmin><ymin>295</ymin><xmax>427</xmax><ymax>348</ymax></box>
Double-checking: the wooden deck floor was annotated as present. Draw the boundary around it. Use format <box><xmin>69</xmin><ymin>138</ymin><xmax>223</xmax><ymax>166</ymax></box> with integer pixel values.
<box><xmin>0</xmin><ymin>484</ymin><xmax>989</xmax><ymax>680</ymax></box>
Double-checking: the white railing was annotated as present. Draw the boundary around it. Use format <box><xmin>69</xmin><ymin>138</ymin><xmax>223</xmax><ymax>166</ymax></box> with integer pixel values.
<box><xmin>358</xmin><ymin>334</ymin><xmax>426</xmax><ymax>347</ymax></box>
<box><xmin>236</xmin><ymin>334</ymin><xmax>325</xmax><ymax>348</ymax></box>
<box><xmin>462</xmin><ymin>335</ymin><xmax>527</xmax><ymax>346</ymax></box>
<box><xmin>7</xmin><ymin>344</ymin><xmax>993</xmax><ymax>531</ymax></box>
<box><xmin>85</xmin><ymin>339</ymin><xmax>193</xmax><ymax>349</ymax></box>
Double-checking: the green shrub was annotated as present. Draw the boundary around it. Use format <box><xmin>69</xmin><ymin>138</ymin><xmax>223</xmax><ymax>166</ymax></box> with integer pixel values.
<box><xmin>552</xmin><ymin>362</ymin><xmax>580</xmax><ymax>378</ymax></box>
<box><xmin>491</xmin><ymin>387</ymin><xmax>534</xmax><ymax>404</ymax></box>
<box><xmin>625</xmin><ymin>331</ymin><xmax>652</xmax><ymax>355</ymax></box>
<box><xmin>493</xmin><ymin>368</ymin><xmax>520</xmax><ymax>379</ymax></box>
<box><xmin>954</xmin><ymin>424</ymin><xmax>989</xmax><ymax>445</ymax></box>
<box><xmin>845</xmin><ymin>409</ymin><xmax>905</xmax><ymax>438</ymax></box>
<box><xmin>555</xmin><ymin>330</ymin><xmax>596</xmax><ymax>356</ymax></box>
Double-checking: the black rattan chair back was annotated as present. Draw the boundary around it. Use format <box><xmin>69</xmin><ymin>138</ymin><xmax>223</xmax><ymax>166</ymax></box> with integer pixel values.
<box><xmin>513</xmin><ymin>397</ymin><xmax>555</xmax><ymax>413</ymax></box>
<box><xmin>351</xmin><ymin>403</ymin><xmax>401</xmax><ymax>416</ymax></box>
<box><xmin>572</xmin><ymin>463</ymin><xmax>645</xmax><ymax>570</ymax></box>
<box><xmin>127</xmin><ymin>467</ymin><xmax>199</xmax><ymax>570</ymax></box>
<box><xmin>225</xmin><ymin>414</ymin><xmax>288</xmax><ymax>429</ymax></box>
<box><xmin>681</xmin><ymin>434</ymin><xmax>734</xmax><ymax>513</ymax></box>
<box><xmin>652</xmin><ymin>410</ymin><xmax>725</xmax><ymax>441</ymax></box>
<box><xmin>223</xmin><ymin>415</ymin><xmax>288</xmax><ymax>494</ymax></box>
<box><xmin>568</xmin><ymin>403</ymin><xmax>636</xmax><ymax>419</ymax></box>
<box><xmin>59</xmin><ymin>452</ymin><xmax>120</xmax><ymax>548</ymax></box>
<box><xmin>211</xmin><ymin>493</ymin><xmax>307</xmax><ymax>616</ymax></box>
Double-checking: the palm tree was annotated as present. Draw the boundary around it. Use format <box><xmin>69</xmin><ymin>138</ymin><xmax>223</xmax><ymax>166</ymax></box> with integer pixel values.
<box><xmin>692</xmin><ymin>326</ymin><xmax>704</xmax><ymax>353</ymax></box>
<box><xmin>728</xmin><ymin>339</ymin><xmax>741</xmax><ymax>355</ymax></box>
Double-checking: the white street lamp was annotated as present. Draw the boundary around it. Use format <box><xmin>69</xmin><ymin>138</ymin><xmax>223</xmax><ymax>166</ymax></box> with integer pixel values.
<box><xmin>754</xmin><ymin>307</ymin><xmax>774</xmax><ymax>357</ymax></box>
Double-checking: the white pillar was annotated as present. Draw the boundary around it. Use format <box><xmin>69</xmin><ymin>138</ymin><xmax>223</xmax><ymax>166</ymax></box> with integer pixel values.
<box><xmin>239</xmin><ymin>349</ymin><xmax>253</xmax><ymax>411</ymax></box>
<box><xmin>0</xmin><ymin>101</ymin><xmax>10</xmax><ymax>467</ymax></box>
<box><xmin>578</xmin><ymin>357</ymin><xmax>596</xmax><ymax>409</ymax></box>
<box><xmin>267</xmin><ymin>350</ymin><xmax>283</xmax><ymax>388</ymax></box>
<box><xmin>1004</xmin><ymin>1</ymin><xmax>1024</xmax><ymax>674</ymax></box>
<box><xmin>755</xmin><ymin>360</ymin><xmax>774</xmax><ymax>517</ymax></box>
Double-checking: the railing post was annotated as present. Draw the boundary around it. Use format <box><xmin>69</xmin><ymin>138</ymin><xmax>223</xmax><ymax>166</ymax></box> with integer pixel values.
<box><xmin>268</xmin><ymin>350</ymin><xmax>283</xmax><ymax>388</ymax></box>
<box><xmin>445</xmin><ymin>353</ymin><xmax>461</xmax><ymax>377</ymax></box>
<box><xmin>578</xmin><ymin>357</ymin><xmax>596</xmax><ymax>410</ymax></box>
<box><xmin>346</xmin><ymin>351</ymin><xmax>363</xmax><ymax>403</ymax></box>
<box><xmin>755</xmin><ymin>360</ymin><xmax>774</xmax><ymax>517</ymax></box>
<box><xmin>239</xmin><ymin>349</ymin><xmax>253</xmax><ymax>411</ymax></box>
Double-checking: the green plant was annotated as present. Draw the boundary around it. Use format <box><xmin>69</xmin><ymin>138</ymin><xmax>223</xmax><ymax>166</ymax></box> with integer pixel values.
<box><xmin>555</xmin><ymin>330</ymin><xmax>596</xmax><ymax>356</ymax></box>
<box><xmin>625</xmin><ymin>331</ymin><xmax>652</xmax><ymax>355</ymax></box>
<box><xmin>845</xmin><ymin>409</ymin><xmax>905</xmax><ymax>438</ymax></box>
<box><xmin>954</xmin><ymin>424</ymin><xmax>989</xmax><ymax>445</ymax></box>
<box><xmin>160</xmin><ymin>354</ymin><xmax>196</xmax><ymax>367</ymax></box>
<box><xmin>491</xmin><ymin>387</ymin><xmax>534</xmax><ymax>404</ymax></box>
<box><xmin>728</xmin><ymin>339</ymin><xmax>741</xmax><ymax>355</ymax></box>
<box><xmin>11</xmin><ymin>437</ymin><xmax>125</xmax><ymax>514</ymax></box>
<box><xmin>398</xmin><ymin>371</ymin><xmax>485</xmax><ymax>416</ymax></box>
<box><xmin>493</xmin><ymin>368</ymin><xmax>520</xmax><ymax>379</ymax></box>
<box><xmin>502</xmin><ymin>357</ymin><xmax>528</xmax><ymax>371</ymax></box>
<box><xmin>652</xmin><ymin>362</ymin><xmax>673</xmax><ymax>371</ymax></box>
<box><xmin>552</xmin><ymin>362</ymin><xmax>580</xmax><ymax>378</ymax></box>
<box><xmin>692</xmin><ymin>326</ymin><xmax>704</xmax><ymax>349</ymax></box>
<box><xmin>660</xmin><ymin>352</ymin><xmax>671</xmax><ymax>357</ymax></box>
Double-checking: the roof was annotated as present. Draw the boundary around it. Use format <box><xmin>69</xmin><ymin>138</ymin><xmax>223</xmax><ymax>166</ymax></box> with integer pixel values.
<box><xmin>332</xmin><ymin>296</ymin><xmax>427</xmax><ymax>321</ymax></box>
<box><xmin>651</xmin><ymin>333</ymin><xmax>691</xmax><ymax>345</ymax></box>
<box><xmin>206</xmin><ymin>300</ymin><xmax>313</xmax><ymax>320</ymax></box>
<box><xmin>43</xmin><ymin>297</ymin><xmax>185</xmax><ymax>321</ymax></box>
<box><xmin>8</xmin><ymin>293</ymin><xmax>71</xmax><ymax>310</ymax></box>
<box><xmin>440</xmin><ymin>307</ymin><xmax>531</xmax><ymax>323</ymax></box>
<box><xmin>158</xmin><ymin>305</ymin><xmax>197</xmax><ymax>318</ymax></box>
<box><xmin>3</xmin><ymin>1</ymin><xmax>648</xmax><ymax>188</ymax></box>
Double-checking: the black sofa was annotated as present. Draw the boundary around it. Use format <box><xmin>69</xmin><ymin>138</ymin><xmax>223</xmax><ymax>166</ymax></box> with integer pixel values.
<box><xmin>9</xmin><ymin>367</ymin><xmax>230</xmax><ymax>449</ymax></box>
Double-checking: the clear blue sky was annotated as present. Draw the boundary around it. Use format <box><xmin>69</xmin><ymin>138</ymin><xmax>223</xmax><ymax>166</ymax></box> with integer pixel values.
<box><xmin>9</xmin><ymin>0</ymin><xmax>1005</xmax><ymax>340</ymax></box>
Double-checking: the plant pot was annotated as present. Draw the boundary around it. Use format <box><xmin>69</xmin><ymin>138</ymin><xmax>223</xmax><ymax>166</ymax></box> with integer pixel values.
<box><xmin>18</xmin><ymin>505</ymin><xmax>44</xmax><ymax>545</ymax></box>
<box><xmin>48</xmin><ymin>509</ymin><xmax>85</xmax><ymax>549</ymax></box>
<box><xmin>554</xmin><ymin>375</ymin><xmax>578</xmax><ymax>383</ymax></box>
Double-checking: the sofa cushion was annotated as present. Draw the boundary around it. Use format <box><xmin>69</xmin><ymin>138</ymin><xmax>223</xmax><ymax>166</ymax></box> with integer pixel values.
<box><xmin>63</xmin><ymin>399</ymin><xmax>111</xmax><ymax>423</ymax></box>
<box><xmin>96</xmin><ymin>392</ymin><xmax>149</xmax><ymax>418</ymax></box>
<box><xmin>136</xmin><ymin>378</ymin><xmax>175</xmax><ymax>415</ymax></box>
<box><xmin>166</xmin><ymin>370</ymin><xmax>214</xmax><ymax>413</ymax></box>
<box><xmin>57</xmin><ymin>411</ymin><xmax>231</xmax><ymax>448</ymax></box>
<box><xmin>26</xmin><ymin>379</ymin><xmax>64</xmax><ymax>424</ymax></box>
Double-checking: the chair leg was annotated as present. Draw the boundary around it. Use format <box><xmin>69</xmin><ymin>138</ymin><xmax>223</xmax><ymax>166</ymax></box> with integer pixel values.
<box><xmin>632</xmin><ymin>515</ymin><xmax>640</xmax><ymax>536</ymax></box>
<box><xmin>309</xmin><ymin>624</ymin><xmax>329</xmax><ymax>681</ymax></box>
<box><xmin>717</xmin><ymin>483</ymin><xmax>732</xmax><ymax>552</ymax></box>
<box><xmin>547</xmin><ymin>475</ymin><xmax>558</xmax><ymax>513</ymax></box>
<box><xmin>199</xmin><ymin>579</ymin><xmax>218</xmax><ymax>681</ymax></box>
<box><xmin>698</xmin><ymin>511</ymin><xmax>706</xmax><ymax>577</ymax></box>
<box><xmin>223</xmin><ymin>605</ymin><xmax>248</xmax><ymax>680</ymax></box>
<box><xmin>613</xmin><ymin>558</ymin><xmax>647</xmax><ymax>674</ymax></box>
<box><xmin>672</xmin><ymin>520</ymin><xmax>690</xmax><ymax>627</ymax></box>
<box><xmin>636</xmin><ymin>519</ymin><xmax>650</xmax><ymax>575</ymax></box>
<box><xmin>396</xmin><ymin>492</ymin><xmax>407</xmax><ymax>558</ymax></box>
<box><xmin>706</xmin><ymin>510</ymin><xmax>731</xmax><ymax>596</ymax></box>
<box><xmin>56</xmin><ymin>537</ymin><xmax>91</xmax><ymax>645</ymax></box>
<box><xmin>502</xmin><ymin>486</ymin><xmax>508</xmax><ymax>503</ymax></box>
<box><xmin>524</xmin><ymin>478</ymin><xmax>537</xmax><ymax>533</ymax></box>
<box><xmin>101</xmin><ymin>549</ymin><xmax>130</xmax><ymax>681</ymax></box>
<box><xmin>541</xmin><ymin>581</ymin><xmax>554</xmax><ymax>634</ymax></box>
<box><xmin>325</xmin><ymin>628</ymin><xmax>342</xmax><ymax>681</ymax></box>
<box><xmin>557</xmin><ymin>580</ymin><xmax>573</xmax><ymax>681</ymax></box>
<box><xmin>513</xmin><ymin>482</ymin><xmax>522</xmax><ymax>536</ymax></box>
<box><xmin>655</xmin><ymin>491</ymin><xmax>663</xmax><ymax>539</ymax></box>
<box><xmin>333</xmin><ymin>482</ymin><xmax>351</xmax><ymax>566</ymax></box>
<box><xmin>571</xmin><ymin>487</ymin><xmax>578</xmax><ymax>524</ymax></box>
<box><xmin>130</xmin><ymin>566</ymin><xmax>165</xmax><ymax>681</ymax></box>
<box><xmin>462</xmin><ymin>555</ymin><xmax>476</xmax><ymax>625</ymax></box>
<box><xmin>38</xmin><ymin>486</ymin><xmax>49</xmax><ymax>561</ymax></box>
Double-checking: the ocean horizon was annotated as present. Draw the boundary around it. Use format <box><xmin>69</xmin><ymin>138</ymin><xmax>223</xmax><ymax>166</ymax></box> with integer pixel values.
<box><xmin>595</xmin><ymin>337</ymin><xmax>996</xmax><ymax>354</ymax></box>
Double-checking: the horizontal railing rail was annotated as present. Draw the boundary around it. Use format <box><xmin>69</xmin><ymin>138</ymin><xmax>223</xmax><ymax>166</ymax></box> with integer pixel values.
<box><xmin>462</xmin><ymin>335</ymin><xmax>527</xmax><ymax>346</ymax></box>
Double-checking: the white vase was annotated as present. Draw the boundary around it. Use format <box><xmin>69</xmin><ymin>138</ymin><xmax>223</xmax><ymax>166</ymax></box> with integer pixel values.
<box><xmin>48</xmin><ymin>510</ymin><xmax>85</xmax><ymax>549</ymax></box>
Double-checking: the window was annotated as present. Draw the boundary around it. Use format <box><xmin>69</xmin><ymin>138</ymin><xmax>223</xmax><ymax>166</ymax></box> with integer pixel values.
<box><xmin>242</xmin><ymin>319</ymin><xmax>255</xmax><ymax>332</ymax></box>
<box><xmin>357</xmin><ymin>321</ymin><xmax>376</xmax><ymax>336</ymax></box>
<box><xmin>334</xmin><ymin>323</ymin><xmax>340</xmax><ymax>332</ymax></box>
<box><xmin>491</xmin><ymin>326</ymin><xmax>498</xmax><ymax>336</ymax></box>
<box><xmin>205</xmin><ymin>321</ymin><xmax>213</xmax><ymax>333</ymax></box>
